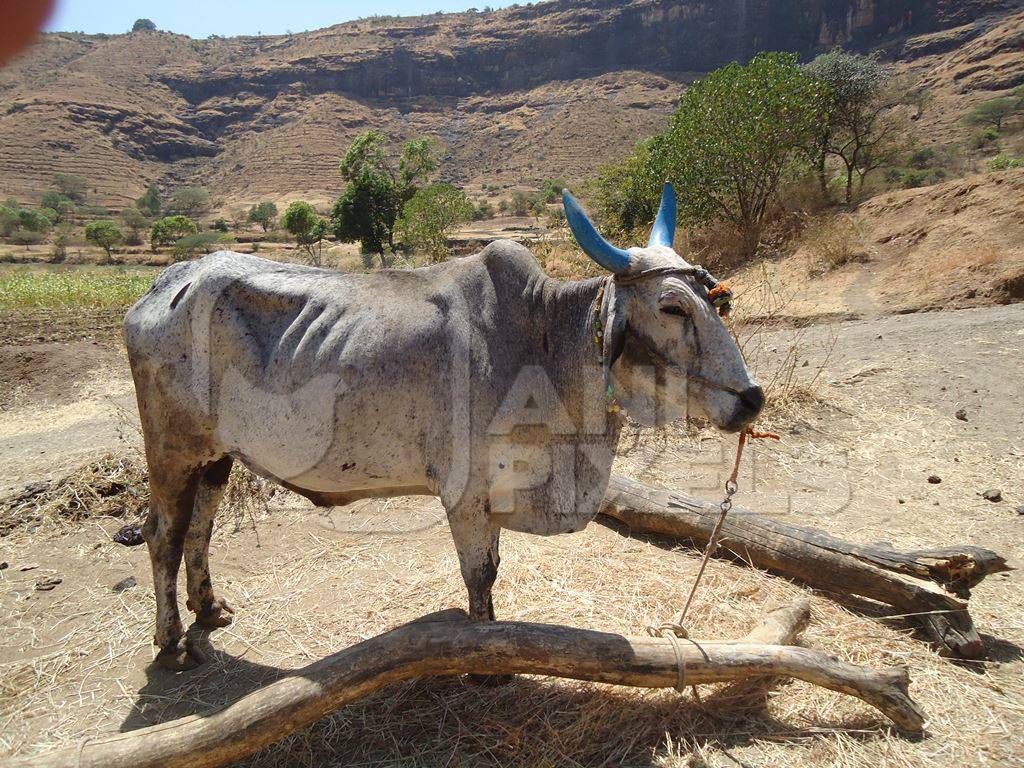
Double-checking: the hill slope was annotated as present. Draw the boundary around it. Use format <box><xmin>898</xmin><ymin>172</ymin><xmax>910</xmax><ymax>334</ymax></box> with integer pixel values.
<box><xmin>0</xmin><ymin>0</ymin><xmax>1022</xmax><ymax>207</ymax></box>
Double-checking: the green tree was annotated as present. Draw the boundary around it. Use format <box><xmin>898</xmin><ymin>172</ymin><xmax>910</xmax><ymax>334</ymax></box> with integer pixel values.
<box><xmin>0</xmin><ymin>199</ymin><xmax>19</xmax><ymax>237</ymax></box>
<box><xmin>331</xmin><ymin>132</ymin><xmax>437</xmax><ymax>265</ymax></box>
<box><xmin>17</xmin><ymin>208</ymin><xmax>52</xmax><ymax>233</ymax></box>
<box><xmin>150</xmin><ymin>215</ymin><xmax>198</xmax><ymax>251</ymax></box>
<box><xmin>396</xmin><ymin>183</ymin><xmax>473</xmax><ymax>263</ymax></box>
<box><xmin>656</xmin><ymin>52</ymin><xmax>826</xmax><ymax>257</ymax></box>
<box><xmin>282</xmin><ymin>201</ymin><xmax>328</xmax><ymax>265</ymax></box>
<box><xmin>170</xmin><ymin>186</ymin><xmax>210</xmax><ymax>216</ymax></box>
<box><xmin>964</xmin><ymin>97</ymin><xmax>1020</xmax><ymax>132</ymax></box>
<box><xmin>806</xmin><ymin>50</ymin><xmax>916</xmax><ymax>204</ymax></box>
<box><xmin>172</xmin><ymin>231</ymin><xmax>225</xmax><ymax>261</ymax></box>
<box><xmin>40</xmin><ymin>190</ymin><xmax>69</xmax><ymax>211</ymax></box>
<box><xmin>54</xmin><ymin>172</ymin><xmax>89</xmax><ymax>203</ymax></box>
<box><xmin>136</xmin><ymin>184</ymin><xmax>161</xmax><ymax>216</ymax></box>
<box><xmin>589</xmin><ymin>138</ymin><xmax>662</xmax><ymax>236</ymax></box>
<box><xmin>132</xmin><ymin>18</ymin><xmax>157</xmax><ymax>32</ymax></box>
<box><xmin>121</xmin><ymin>207</ymin><xmax>149</xmax><ymax>245</ymax></box>
<box><xmin>85</xmin><ymin>220</ymin><xmax>124</xmax><ymax>261</ymax></box>
<box><xmin>247</xmin><ymin>201</ymin><xmax>278</xmax><ymax>231</ymax></box>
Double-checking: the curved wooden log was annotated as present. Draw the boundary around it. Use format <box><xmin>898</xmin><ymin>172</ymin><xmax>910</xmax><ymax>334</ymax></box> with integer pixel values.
<box><xmin>599</xmin><ymin>474</ymin><xmax>1012</xmax><ymax>659</ymax></box>
<box><xmin>6</xmin><ymin>607</ymin><xmax>924</xmax><ymax>768</ymax></box>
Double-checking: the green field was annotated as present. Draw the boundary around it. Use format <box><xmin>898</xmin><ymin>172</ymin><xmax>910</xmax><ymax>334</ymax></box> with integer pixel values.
<box><xmin>0</xmin><ymin>265</ymin><xmax>158</xmax><ymax>310</ymax></box>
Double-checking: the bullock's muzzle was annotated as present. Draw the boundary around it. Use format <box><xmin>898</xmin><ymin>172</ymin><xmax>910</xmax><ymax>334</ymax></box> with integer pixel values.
<box><xmin>722</xmin><ymin>384</ymin><xmax>765</xmax><ymax>432</ymax></box>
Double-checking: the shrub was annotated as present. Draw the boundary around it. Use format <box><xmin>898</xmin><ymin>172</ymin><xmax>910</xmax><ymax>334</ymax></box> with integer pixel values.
<box><xmin>509</xmin><ymin>190</ymin><xmax>531</xmax><ymax>217</ymax></box>
<box><xmin>132</xmin><ymin>18</ymin><xmax>157</xmax><ymax>32</ymax></box>
<box><xmin>964</xmin><ymin>97</ymin><xmax>1020</xmax><ymax>131</ymax></box>
<box><xmin>282</xmin><ymin>201</ymin><xmax>329</xmax><ymax>265</ymax></box>
<box><xmin>803</xmin><ymin>215</ymin><xmax>868</xmax><ymax>275</ymax></box>
<box><xmin>396</xmin><ymin>183</ymin><xmax>473</xmax><ymax>263</ymax></box>
<box><xmin>971</xmin><ymin>127</ymin><xmax>1001</xmax><ymax>149</ymax></box>
<box><xmin>472</xmin><ymin>199</ymin><xmax>495</xmax><ymax>220</ymax></box>
<box><xmin>150</xmin><ymin>215</ymin><xmax>198</xmax><ymax>250</ymax></box>
<box><xmin>169</xmin><ymin>186</ymin><xmax>210</xmax><ymax>216</ymax></box>
<box><xmin>986</xmin><ymin>153</ymin><xmax>1024</xmax><ymax>171</ymax></box>
<box><xmin>121</xmin><ymin>207</ymin><xmax>148</xmax><ymax>246</ymax></box>
<box><xmin>173</xmin><ymin>231</ymin><xmax>226</xmax><ymax>260</ymax></box>
<box><xmin>247</xmin><ymin>201</ymin><xmax>278</xmax><ymax>231</ymax></box>
<box><xmin>211</xmin><ymin>218</ymin><xmax>230</xmax><ymax>232</ymax></box>
<box><xmin>53</xmin><ymin>172</ymin><xmax>89</xmax><ymax>202</ymax></box>
<box><xmin>136</xmin><ymin>184</ymin><xmax>161</xmax><ymax>216</ymax></box>
<box><xmin>85</xmin><ymin>220</ymin><xmax>125</xmax><ymax>260</ymax></box>
<box><xmin>10</xmin><ymin>228</ymin><xmax>46</xmax><ymax>246</ymax></box>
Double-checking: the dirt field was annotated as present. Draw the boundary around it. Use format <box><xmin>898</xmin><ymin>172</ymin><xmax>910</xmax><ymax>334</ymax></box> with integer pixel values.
<box><xmin>1</xmin><ymin>292</ymin><xmax>1021</xmax><ymax>767</ymax></box>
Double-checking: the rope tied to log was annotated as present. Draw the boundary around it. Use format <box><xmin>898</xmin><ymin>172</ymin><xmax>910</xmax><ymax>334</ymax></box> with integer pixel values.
<box><xmin>647</xmin><ymin>427</ymin><xmax>780</xmax><ymax>691</ymax></box>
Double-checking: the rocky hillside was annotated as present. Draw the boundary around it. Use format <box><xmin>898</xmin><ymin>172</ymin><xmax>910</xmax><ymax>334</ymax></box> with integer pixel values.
<box><xmin>0</xmin><ymin>0</ymin><xmax>1022</xmax><ymax>207</ymax></box>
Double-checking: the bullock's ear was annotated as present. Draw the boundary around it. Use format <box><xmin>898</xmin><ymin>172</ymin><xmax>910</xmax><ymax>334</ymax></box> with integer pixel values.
<box><xmin>602</xmin><ymin>286</ymin><xmax>628</xmax><ymax>386</ymax></box>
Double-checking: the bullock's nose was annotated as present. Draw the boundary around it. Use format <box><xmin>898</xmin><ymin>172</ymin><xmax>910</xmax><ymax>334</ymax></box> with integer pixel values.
<box><xmin>739</xmin><ymin>385</ymin><xmax>764</xmax><ymax>415</ymax></box>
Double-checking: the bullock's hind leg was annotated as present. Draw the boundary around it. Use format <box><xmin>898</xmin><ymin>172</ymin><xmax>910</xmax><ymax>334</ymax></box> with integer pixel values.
<box><xmin>185</xmin><ymin>456</ymin><xmax>235</xmax><ymax>630</ymax></box>
<box><xmin>143</xmin><ymin>464</ymin><xmax>205</xmax><ymax>671</ymax></box>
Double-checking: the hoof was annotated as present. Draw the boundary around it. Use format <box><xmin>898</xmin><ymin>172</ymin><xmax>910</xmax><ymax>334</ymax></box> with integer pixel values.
<box><xmin>468</xmin><ymin>673</ymin><xmax>515</xmax><ymax>687</ymax></box>
<box><xmin>193</xmin><ymin>598</ymin><xmax>235</xmax><ymax>629</ymax></box>
<box><xmin>155</xmin><ymin>638</ymin><xmax>205</xmax><ymax>671</ymax></box>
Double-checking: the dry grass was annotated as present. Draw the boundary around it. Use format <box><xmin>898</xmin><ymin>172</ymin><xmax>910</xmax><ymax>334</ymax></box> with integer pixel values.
<box><xmin>802</xmin><ymin>215</ymin><xmax>871</xmax><ymax>277</ymax></box>
<box><xmin>0</xmin><ymin>453</ymin><xmax>274</xmax><ymax>539</ymax></box>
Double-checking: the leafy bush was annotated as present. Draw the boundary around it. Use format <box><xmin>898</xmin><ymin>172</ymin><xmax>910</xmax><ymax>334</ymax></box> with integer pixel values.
<box><xmin>971</xmin><ymin>127</ymin><xmax>1001</xmax><ymax>149</ymax></box>
<box><xmin>136</xmin><ymin>184</ymin><xmax>161</xmax><ymax>216</ymax></box>
<box><xmin>10</xmin><ymin>228</ymin><xmax>46</xmax><ymax>246</ymax></box>
<box><xmin>169</xmin><ymin>186</ymin><xmax>210</xmax><ymax>216</ymax></box>
<box><xmin>132</xmin><ymin>18</ymin><xmax>157</xmax><ymax>31</ymax></box>
<box><xmin>150</xmin><ymin>215</ymin><xmax>198</xmax><ymax>250</ymax></box>
<box><xmin>247</xmin><ymin>201</ymin><xmax>278</xmax><ymax>231</ymax></box>
<box><xmin>472</xmin><ymin>199</ymin><xmax>495</xmax><ymax>220</ymax></box>
<box><xmin>172</xmin><ymin>231</ymin><xmax>226</xmax><ymax>260</ymax></box>
<box><xmin>396</xmin><ymin>183</ymin><xmax>473</xmax><ymax>263</ymax></box>
<box><xmin>53</xmin><ymin>173</ymin><xmax>89</xmax><ymax>203</ymax></box>
<box><xmin>661</xmin><ymin>52</ymin><xmax>826</xmax><ymax>256</ymax></box>
<box><xmin>509</xmin><ymin>190</ymin><xmax>531</xmax><ymax>217</ymax></box>
<box><xmin>331</xmin><ymin>132</ymin><xmax>437</xmax><ymax>265</ymax></box>
<box><xmin>986</xmin><ymin>153</ymin><xmax>1024</xmax><ymax>171</ymax></box>
<box><xmin>85</xmin><ymin>220</ymin><xmax>125</xmax><ymax>260</ymax></box>
<box><xmin>210</xmin><ymin>218</ymin><xmax>230</xmax><ymax>232</ymax></box>
<box><xmin>121</xmin><ymin>207</ymin><xmax>149</xmax><ymax>245</ymax></box>
<box><xmin>964</xmin><ymin>97</ymin><xmax>1021</xmax><ymax>131</ymax></box>
<box><xmin>283</xmin><ymin>201</ymin><xmax>329</xmax><ymax>265</ymax></box>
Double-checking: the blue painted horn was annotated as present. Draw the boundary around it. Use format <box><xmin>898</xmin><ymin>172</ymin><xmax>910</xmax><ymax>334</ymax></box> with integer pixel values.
<box><xmin>647</xmin><ymin>182</ymin><xmax>677</xmax><ymax>249</ymax></box>
<box><xmin>562</xmin><ymin>190</ymin><xmax>631</xmax><ymax>274</ymax></box>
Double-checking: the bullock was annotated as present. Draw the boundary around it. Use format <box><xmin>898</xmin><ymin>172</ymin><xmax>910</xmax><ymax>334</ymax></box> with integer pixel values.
<box><xmin>123</xmin><ymin>184</ymin><xmax>763</xmax><ymax>670</ymax></box>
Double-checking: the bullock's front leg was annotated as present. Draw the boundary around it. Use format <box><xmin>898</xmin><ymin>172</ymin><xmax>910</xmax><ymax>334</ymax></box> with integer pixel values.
<box><xmin>450</xmin><ymin>515</ymin><xmax>501</xmax><ymax>622</ymax></box>
<box><xmin>449</xmin><ymin>513</ymin><xmax>511</xmax><ymax>685</ymax></box>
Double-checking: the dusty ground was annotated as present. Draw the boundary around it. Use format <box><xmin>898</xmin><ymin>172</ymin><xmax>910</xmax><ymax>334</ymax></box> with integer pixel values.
<box><xmin>1</xmin><ymin>296</ymin><xmax>1021</xmax><ymax>767</ymax></box>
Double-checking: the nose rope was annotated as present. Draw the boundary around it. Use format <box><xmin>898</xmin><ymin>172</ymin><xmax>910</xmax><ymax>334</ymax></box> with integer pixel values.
<box><xmin>647</xmin><ymin>426</ymin><xmax>779</xmax><ymax>694</ymax></box>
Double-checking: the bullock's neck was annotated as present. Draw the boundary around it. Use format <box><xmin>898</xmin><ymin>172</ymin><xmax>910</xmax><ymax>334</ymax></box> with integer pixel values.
<box><xmin>527</xmin><ymin>272</ymin><xmax>622</xmax><ymax>439</ymax></box>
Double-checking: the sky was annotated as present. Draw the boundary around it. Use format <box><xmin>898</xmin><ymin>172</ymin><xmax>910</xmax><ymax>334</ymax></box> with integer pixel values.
<box><xmin>44</xmin><ymin>0</ymin><xmax>521</xmax><ymax>38</ymax></box>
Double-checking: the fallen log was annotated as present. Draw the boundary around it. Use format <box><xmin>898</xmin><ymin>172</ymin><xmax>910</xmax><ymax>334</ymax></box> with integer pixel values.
<box><xmin>600</xmin><ymin>474</ymin><xmax>1012</xmax><ymax>659</ymax></box>
<box><xmin>7</xmin><ymin>604</ymin><xmax>923</xmax><ymax>768</ymax></box>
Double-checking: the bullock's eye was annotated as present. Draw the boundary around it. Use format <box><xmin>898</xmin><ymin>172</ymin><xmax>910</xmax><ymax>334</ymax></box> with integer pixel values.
<box><xmin>659</xmin><ymin>305</ymin><xmax>688</xmax><ymax>318</ymax></box>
